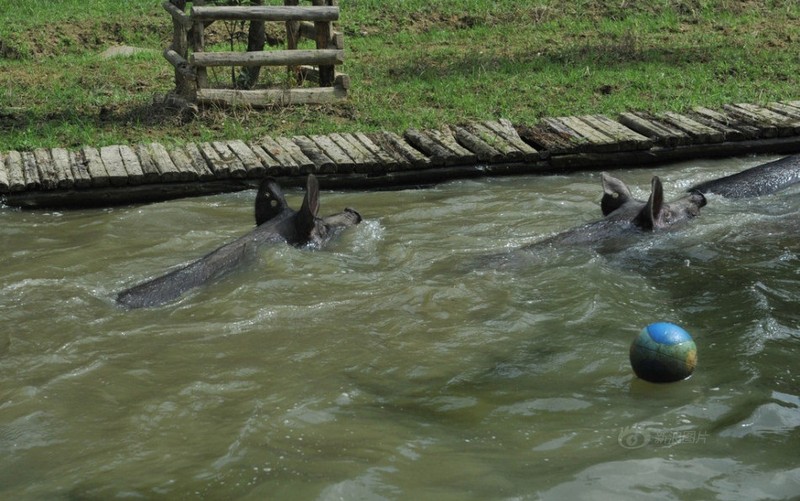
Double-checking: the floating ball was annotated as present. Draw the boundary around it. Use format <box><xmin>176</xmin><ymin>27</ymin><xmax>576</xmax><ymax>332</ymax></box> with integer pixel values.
<box><xmin>629</xmin><ymin>322</ymin><xmax>696</xmax><ymax>383</ymax></box>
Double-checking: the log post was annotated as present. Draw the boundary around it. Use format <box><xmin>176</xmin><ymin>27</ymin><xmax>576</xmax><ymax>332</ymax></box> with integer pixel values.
<box><xmin>237</xmin><ymin>0</ymin><xmax>266</xmax><ymax>89</ymax></box>
<box><xmin>284</xmin><ymin>0</ymin><xmax>301</xmax><ymax>83</ymax></box>
<box><xmin>168</xmin><ymin>0</ymin><xmax>192</xmax><ymax>97</ymax></box>
<box><xmin>192</xmin><ymin>0</ymin><xmax>208</xmax><ymax>90</ymax></box>
<box><xmin>312</xmin><ymin>0</ymin><xmax>334</xmax><ymax>87</ymax></box>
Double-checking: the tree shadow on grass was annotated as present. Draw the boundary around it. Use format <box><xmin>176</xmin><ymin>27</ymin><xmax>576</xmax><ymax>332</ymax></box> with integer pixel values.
<box><xmin>384</xmin><ymin>40</ymin><xmax>724</xmax><ymax>82</ymax></box>
<box><xmin>0</xmin><ymin>99</ymin><xmax>192</xmax><ymax>149</ymax></box>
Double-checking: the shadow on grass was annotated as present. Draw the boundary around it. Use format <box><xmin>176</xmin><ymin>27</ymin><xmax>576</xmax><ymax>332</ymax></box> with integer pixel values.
<box><xmin>0</xmin><ymin>100</ymin><xmax>192</xmax><ymax>149</ymax></box>
<box><xmin>384</xmin><ymin>41</ymin><xmax>723</xmax><ymax>82</ymax></box>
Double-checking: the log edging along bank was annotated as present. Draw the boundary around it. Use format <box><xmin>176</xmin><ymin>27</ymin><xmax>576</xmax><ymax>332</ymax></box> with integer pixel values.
<box><xmin>3</xmin><ymin>101</ymin><xmax>800</xmax><ymax>209</ymax></box>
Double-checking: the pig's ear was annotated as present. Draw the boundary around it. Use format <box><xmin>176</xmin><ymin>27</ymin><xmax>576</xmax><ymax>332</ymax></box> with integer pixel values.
<box><xmin>296</xmin><ymin>174</ymin><xmax>321</xmax><ymax>238</ymax></box>
<box><xmin>634</xmin><ymin>176</ymin><xmax>664</xmax><ymax>231</ymax></box>
<box><xmin>255</xmin><ymin>177</ymin><xmax>288</xmax><ymax>226</ymax></box>
<box><xmin>600</xmin><ymin>172</ymin><xmax>634</xmax><ymax>216</ymax></box>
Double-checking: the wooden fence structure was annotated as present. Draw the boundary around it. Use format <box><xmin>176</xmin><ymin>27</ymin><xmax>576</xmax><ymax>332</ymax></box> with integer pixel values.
<box><xmin>163</xmin><ymin>0</ymin><xmax>348</xmax><ymax>107</ymax></box>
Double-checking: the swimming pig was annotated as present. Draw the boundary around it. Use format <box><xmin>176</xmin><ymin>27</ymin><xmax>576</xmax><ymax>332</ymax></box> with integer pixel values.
<box><xmin>523</xmin><ymin>173</ymin><xmax>707</xmax><ymax>250</ymax></box>
<box><xmin>689</xmin><ymin>153</ymin><xmax>800</xmax><ymax>198</ymax></box>
<box><xmin>117</xmin><ymin>175</ymin><xmax>361</xmax><ymax>309</ymax></box>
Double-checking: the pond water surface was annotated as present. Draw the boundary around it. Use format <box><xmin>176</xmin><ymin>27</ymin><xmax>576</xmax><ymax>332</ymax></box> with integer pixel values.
<box><xmin>1</xmin><ymin>156</ymin><xmax>799</xmax><ymax>500</ymax></box>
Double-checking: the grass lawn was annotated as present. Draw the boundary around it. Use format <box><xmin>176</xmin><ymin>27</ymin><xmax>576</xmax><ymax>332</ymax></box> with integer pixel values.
<box><xmin>0</xmin><ymin>0</ymin><xmax>798</xmax><ymax>151</ymax></box>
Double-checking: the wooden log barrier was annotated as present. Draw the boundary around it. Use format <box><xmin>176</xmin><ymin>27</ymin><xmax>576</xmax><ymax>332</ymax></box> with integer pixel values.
<box><xmin>190</xmin><ymin>49</ymin><xmax>344</xmax><ymax>68</ymax></box>
<box><xmin>162</xmin><ymin>1</ymin><xmax>193</xmax><ymax>30</ymax></box>
<box><xmin>196</xmin><ymin>86</ymin><xmax>347</xmax><ymax>107</ymax></box>
<box><xmin>6</xmin><ymin>102</ymin><xmax>800</xmax><ymax>208</ymax></box>
<box><xmin>190</xmin><ymin>5</ymin><xmax>339</xmax><ymax>22</ymax></box>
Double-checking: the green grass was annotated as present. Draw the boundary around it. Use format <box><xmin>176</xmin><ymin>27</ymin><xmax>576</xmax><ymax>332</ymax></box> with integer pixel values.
<box><xmin>0</xmin><ymin>0</ymin><xmax>799</xmax><ymax>151</ymax></box>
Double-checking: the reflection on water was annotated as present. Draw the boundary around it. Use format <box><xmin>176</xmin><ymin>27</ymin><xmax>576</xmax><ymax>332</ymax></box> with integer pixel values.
<box><xmin>1</xmin><ymin>156</ymin><xmax>799</xmax><ymax>499</ymax></box>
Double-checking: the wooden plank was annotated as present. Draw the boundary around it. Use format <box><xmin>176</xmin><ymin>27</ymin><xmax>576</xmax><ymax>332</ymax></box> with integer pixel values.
<box><xmin>191</xmin><ymin>5</ymin><xmax>339</xmax><ymax>22</ymax></box>
<box><xmin>485</xmin><ymin>120</ymin><xmax>539</xmax><ymax>161</ymax></box>
<box><xmin>767</xmin><ymin>102</ymin><xmax>800</xmax><ymax>120</ymax></box>
<box><xmin>542</xmin><ymin>118</ymin><xmax>590</xmax><ymax>151</ymax></box>
<box><xmin>259</xmin><ymin>136</ymin><xmax>299</xmax><ymax>174</ymax></box>
<box><xmin>81</xmin><ymin>147</ymin><xmax>110</xmax><ymax>187</ymax></box>
<box><xmin>737</xmin><ymin>102</ymin><xmax>800</xmax><ymax>129</ymax></box>
<box><xmin>183</xmin><ymin>143</ymin><xmax>217</xmax><ymax>180</ymax></box>
<box><xmin>554</xmin><ymin>116</ymin><xmax>618</xmax><ymax>151</ymax></box>
<box><xmin>688</xmin><ymin>107</ymin><xmax>755</xmax><ymax>141</ymax></box>
<box><xmin>779</xmin><ymin>101</ymin><xmax>800</xmax><ymax>118</ymax></box>
<box><xmin>364</xmin><ymin>132</ymin><xmax>414</xmax><ymax>169</ymax></box>
<box><xmin>4</xmin><ymin>151</ymin><xmax>26</xmax><ymax>192</ymax></box>
<box><xmin>212</xmin><ymin>141</ymin><xmax>248</xmax><ymax>179</ymax></box>
<box><xmin>0</xmin><ymin>151</ymin><xmax>8</xmax><ymax>192</ymax></box>
<box><xmin>33</xmin><ymin>148</ymin><xmax>58</xmax><ymax>190</ymax></box>
<box><xmin>404</xmin><ymin>129</ymin><xmax>450</xmax><ymax>165</ymax></box>
<box><xmin>353</xmin><ymin>132</ymin><xmax>401</xmax><ymax>171</ymax></box>
<box><xmin>133</xmin><ymin>144</ymin><xmax>164</xmax><ymax>183</ymax></box>
<box><xmin>726</xmin><ymin>103</ymin><xmax>800</xmax><ymax>136</ymax></box>
<box><xmin>721</xmin><ymin>104</ymin><xmax>780</xmax><ymax>138</ymax></box>
<box><xmin>274</xmin><ymin>137</ymin><xmax>315</xmax><ymax>173</ymax></box>
<box><xmin>428</xmin><ymin>126</ymin><xmax>478</xmax><ymax>164</ymax></box>
<box><xmin>50</xmin><ymin>148</ymin><xmax>75</xmax><ymax>189</ymax></box>
<box><xmin>149</xmin><ymin>143</ymin><xmax>182</xmax><ymax>182</ymax></box>
<box><xmin>227</xmin><ymin>140</ymin><xmax>265</xmax><ymax>179</ymax></box>
<box><xmin>191</xmin><ymin>49</ymin><xmax>343</xmax><ymax>68</ymax></box>
<box><xmin>292</xmin><ymin>135</ymin><xmax>335</xmax><ymax>173</ymax></box>
<box><xmin>515</xmin><ymin>124</ymin><xmax>572</xmax><ymax>156</ymax></box>
<box><xmin>657</xmin><ymin>112</ymin><xmax>725</xmax><ymax>144</ymax></box>
<box><xmin>379</xmin><ymin>131</ymin><xmax>431</xmax><ymax>168</ymax></box>
<box><xmin>68</xmin><ymin>150</ymin><xmax>92</xmax><ymax>188</ymax></box>
<box><xmin>466</xmin><ymin>123</ymin><xmax>524</xmax><ymax>162</ymax></box>
<box><xmin>329</xmin><ymin>133</ymin><xmax>377</xmax><ymax>172</ymax></box>
<box><xmin>452</xmin><ymin>125</ymin><xmax>503</xmax><ymax>163</ymax></box>
<box><xmin>197</xmin><ymin>86</ymin><xmax>347</xmax><ymax>107</ymax></box>
<box><xmin>99</xmin><ymin>146</ymin><xmax>129</xmax><ymax>186</ymax></box>
<box><xmin>310</xmin><ymin>134</ymin><xmax>355</xmax><ymax>171</ymax></box>
<box><xmin>339</xmin><ymin>133</ymin><xmax>379</xmax><ymax>167</ymax></box>
<box><xmin>579</xmin><ymin>115</ymin><xmax>654</xmax><ymax>150</ymax></box>
<box><xmin>197</xmin><ymin>142</ymin><xmax>226</xmax><ymax>178</ymax></box>
<box><xmin>247</xmin><ymin>141</ymin><xmax>283</xmax><ymax>174</ymax></box>
<box><xmin>618</xmin><ymin>112</ymin><xmax>691</xmax><ymax>147</ymax></box>
<box><xmin>167</xmin><ymin>146</ymin><xmax>200</xmax><ymax>181</ymax></box>
<box><xmin>20</xmin><ymin>151</ymin><xmax>41</xmax><ymax>189</ymax></box>
<box><xmin>118</xmin><ymin>145</ymin><xmax>145</xmax><ymax>185</ymax></box>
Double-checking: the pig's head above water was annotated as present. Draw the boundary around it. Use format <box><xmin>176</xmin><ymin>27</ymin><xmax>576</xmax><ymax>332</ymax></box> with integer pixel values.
<box><xmin>600</xmin><ymin>172</ymin><xmax>707</xmax><ymax>231</ymax></box>
<box><xmin>254</xmin><ymin>174</ymin><xmax>362</xmax><ymax>248</ymax></box>
<box><xmin>522</xmin><ymin>173</ymin><xmax>707</xmax><ymax>250</ymax></box>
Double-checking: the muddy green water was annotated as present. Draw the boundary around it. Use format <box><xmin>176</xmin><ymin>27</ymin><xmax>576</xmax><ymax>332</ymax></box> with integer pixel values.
<box><xmin>1</xmin><ymin>156</ymin><xmax>799</xmax><ymax>500</ymax></box>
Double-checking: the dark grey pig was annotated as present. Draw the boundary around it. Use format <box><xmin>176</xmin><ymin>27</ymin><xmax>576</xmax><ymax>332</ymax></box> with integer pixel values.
<box><xmin>523</xmin><ymin>173</ymin><xmax>706</xmax><ymax>249</ymax></box>
<box><xmin>689</xmin><ymin>153</ymin><xmax>800</xmax><ymax>198</ymax></box>
<box><xmin>117</xmin><ymin>175</ymin><xmax>361</xmax><ymax>309</ymax></box>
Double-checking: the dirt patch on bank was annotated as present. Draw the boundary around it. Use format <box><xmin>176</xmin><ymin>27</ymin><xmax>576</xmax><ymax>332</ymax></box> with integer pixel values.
<box><xmin>0</xmin><ymin>12</ymin><xmax>167</xmax><ymax>59</ymax></box>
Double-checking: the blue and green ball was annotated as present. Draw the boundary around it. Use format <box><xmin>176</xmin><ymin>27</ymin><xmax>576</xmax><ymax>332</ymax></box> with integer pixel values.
<box><xmin>630</xmin><ymin>322</ymin><xmax>697</xmax><ymax>383</ymax></box>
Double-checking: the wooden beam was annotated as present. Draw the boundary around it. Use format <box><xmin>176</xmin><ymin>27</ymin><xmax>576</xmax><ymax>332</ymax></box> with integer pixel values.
<box><xmin>196</xmin><ymin>86</ymin><xmax>347</xmax><ymax>106</ymax></box>
<box><xmin>163</xmin><ymin>48</ymin><xmax>196</xmax><ymax>78</ymax></box>
<box><xmin>162</xmin><ymin>0</ymin><xmax>193</xmax><ymax>30</ymax></box>
<box><xmin>190</xmin><ymin>49</ymin><xmax>343</xmax><ymax>68</ymax></box>
<box><xmin>191</xmin><ymin>5</ymin><xmax>339</xmax><ymax>22</ymax></box>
